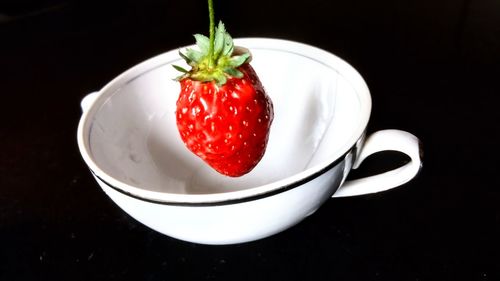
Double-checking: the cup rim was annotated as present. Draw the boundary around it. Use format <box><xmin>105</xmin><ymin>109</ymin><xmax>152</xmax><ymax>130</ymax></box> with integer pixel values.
<box><xmin>77</xmin><ymin>37</ymin><xmax>372</xmax><ymax>205</ymax></box>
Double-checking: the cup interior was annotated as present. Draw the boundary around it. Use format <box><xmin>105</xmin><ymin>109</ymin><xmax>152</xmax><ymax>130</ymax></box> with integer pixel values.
<box><xmin>80</xmin><ymin>39</ymin><xmax>369</xmax><ymax>199</ymax></box>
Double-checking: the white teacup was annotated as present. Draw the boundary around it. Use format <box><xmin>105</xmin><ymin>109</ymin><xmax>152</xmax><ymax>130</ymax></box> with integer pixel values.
<box><xmin>77</xmin><ymin>38</ymin><xmax>422</xmax><ymax>245</ymax></box>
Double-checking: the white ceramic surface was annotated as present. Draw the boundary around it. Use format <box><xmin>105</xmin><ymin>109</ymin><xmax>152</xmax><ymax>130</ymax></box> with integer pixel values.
<box><xmin>77</xmin><ymin>38</ymin><xmax>422</xmax><ymax>244</ymax></box>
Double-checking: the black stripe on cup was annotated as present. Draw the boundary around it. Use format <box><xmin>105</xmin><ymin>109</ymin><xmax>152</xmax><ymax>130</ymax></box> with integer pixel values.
<box><xmin>89</xmin><ymin>148</ymin><xmax>352</xmax><ymax>207</ymax></box>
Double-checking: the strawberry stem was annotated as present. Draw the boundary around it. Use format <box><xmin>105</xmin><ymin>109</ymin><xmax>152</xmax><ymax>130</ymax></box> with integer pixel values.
<box><xmin>174</xmin><ymin>1</ymin><xmax>251</xmax><ymax>85</ymax></box>
<box><xmin>207</xmin><ymin>0</ymin><xmax>215</xmax><ymax>69</ymax></box>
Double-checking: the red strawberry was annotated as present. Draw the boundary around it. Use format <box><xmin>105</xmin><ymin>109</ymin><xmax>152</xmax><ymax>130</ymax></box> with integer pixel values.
<box><xmin>173</xmin><ymin>4</ymin><xmax>273</xmax><ymax>177</ymax></box>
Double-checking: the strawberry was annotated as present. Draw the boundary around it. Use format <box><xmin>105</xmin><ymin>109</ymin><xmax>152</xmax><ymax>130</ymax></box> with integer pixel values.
<box><xmin>173</xmin><ymin>1</ymin><xmax>273</xmax><ymax>177</ymax></box>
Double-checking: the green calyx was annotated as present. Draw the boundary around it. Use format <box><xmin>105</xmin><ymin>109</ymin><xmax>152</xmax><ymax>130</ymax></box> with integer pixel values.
<box><xmin>174</xmin><ymin>21</ymin><xmax>250</xmax><ymax>86</ymax></box>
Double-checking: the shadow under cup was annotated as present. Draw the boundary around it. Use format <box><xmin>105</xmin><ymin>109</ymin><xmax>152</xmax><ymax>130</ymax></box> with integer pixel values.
<box><xmin>86</xmin><ymin>44</ymin><xmax>366</xmax><ymax>198</ymax></box>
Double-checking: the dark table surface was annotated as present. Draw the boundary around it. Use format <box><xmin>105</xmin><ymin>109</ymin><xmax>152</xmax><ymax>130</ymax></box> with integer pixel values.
<box><xmin>1</xmin><ymin>0</ymin><xmax>499</xmax><ymax>280</ymax></box>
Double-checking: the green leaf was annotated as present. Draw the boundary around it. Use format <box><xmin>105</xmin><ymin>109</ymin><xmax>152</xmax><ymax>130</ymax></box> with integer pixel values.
<box><xmin>194</xmin><ymin>34</ymin><xmax>210</xmax><ymax>54</ymax></box>
<box><xmin>174</xmin><ymin>18</ymin><xmax>251</xmax><ymax>86</ymax></box>
<box><xmin>213</xmin><ymin>21</ymin><xmax>225</xmax><ymax>59</ymax></box>
<box><xmin>215</xmin><ymin>74</ymin><xmax>227</xmax><ymax>86</ymax></box>
<box><xmin>224</xmin><ymin>67</ymin><xmax>243</xmax><ymax>78</ymax></box>
<box><xmin>172</xmin><ymin>64</ymin><xmax>188</xmax><ymax>73</ymax></box>
<box><xmin>179</xmin><ymin>51</ymin><xmax>192</xmax><ymax>64</ymax></box>
<box><xmin>185</xmin><ymin>48</ymin><xmax>204</xmax><ymax>63</ymax></box>
<box><xmin>227</xmin><ymin>53</ymin><xmax>250</xmax><ymax>68</ymax></box>
<box><xmin>222</xmin><ymin>32</ymin><xmax>234</xmax><ymax>56</ymax></box>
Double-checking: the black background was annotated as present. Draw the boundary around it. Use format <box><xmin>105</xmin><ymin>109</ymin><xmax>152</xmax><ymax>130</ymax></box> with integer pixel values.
<box><xmin>1</xmin><ymin>0</ymin><xmax>499</xmax><ymax>280</ymax></box>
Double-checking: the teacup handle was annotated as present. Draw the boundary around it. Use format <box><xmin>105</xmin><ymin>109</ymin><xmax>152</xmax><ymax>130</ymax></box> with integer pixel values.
<box><xmin>80</xmin><ymin>92</ymin><xmax>99</xmax><ymax>112</ymax></box>
<box><xmin>333</xmin><ymin>129</ymin><xmax>422</xmax><ymax>197</ymax></box>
